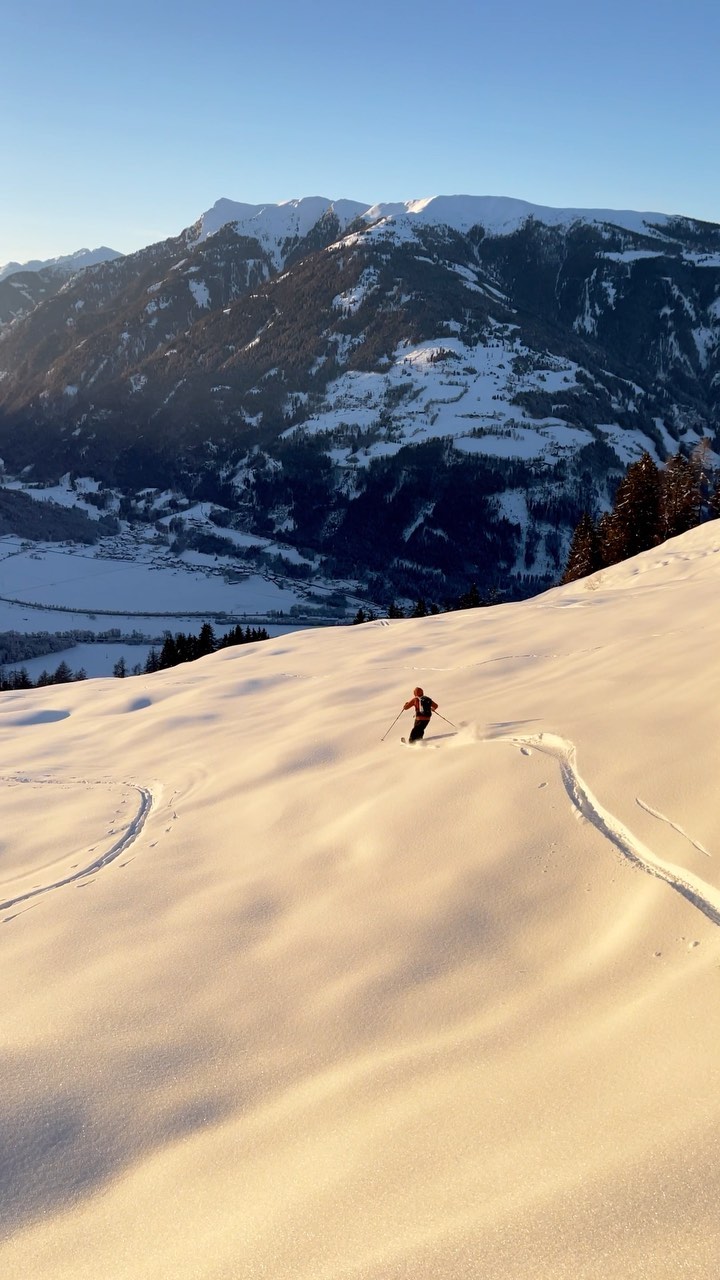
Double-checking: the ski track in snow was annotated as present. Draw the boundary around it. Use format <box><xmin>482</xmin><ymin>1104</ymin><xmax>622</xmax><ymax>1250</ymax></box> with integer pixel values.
<box><xmin>0</xmin><ymin>777</ymin><xmax>153</xmax><ymax>915</ymax></box>
<box><xmin>3</xmin><ymin>724</ymin><xmax>717</xmax><ymax>929</ymax></box>
<box><xmin>635</xmin><ymin>796</ymin><xmax>712</xmax><ymax>858</ymax></box>
<box><xmin>401</xmin><ymin>723</ymin><xmax>718</xmax><ymax>929</ymax></box>
<box><xmin>502</xmin><ymin>733</ymin><xmax>720</xmax><ymax>927</ymax></box>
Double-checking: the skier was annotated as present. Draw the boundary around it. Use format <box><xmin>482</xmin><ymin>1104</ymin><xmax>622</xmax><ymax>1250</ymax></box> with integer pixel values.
<box><xmin>403</xmin><ymin>686</ymin><xmax>438</xmax><ymax>743</ymax></box>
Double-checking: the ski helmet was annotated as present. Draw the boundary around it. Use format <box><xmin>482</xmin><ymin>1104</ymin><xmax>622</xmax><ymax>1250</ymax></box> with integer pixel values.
<box><xmin>413</xmin><ymin>686</ymin><xmax>423</xmax><ymax>696</ymax></box>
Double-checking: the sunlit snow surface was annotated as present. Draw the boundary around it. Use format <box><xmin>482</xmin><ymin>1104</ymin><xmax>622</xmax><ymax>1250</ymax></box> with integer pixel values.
<box><xmin>193</xmin><ymin>193</ymin><xmax>673</xmax><ymax>253</ymax></box>
<box><xmin>2</xmin><ymin>521</ymin><xmax>720</xmax><ymax>1278</ymax></box>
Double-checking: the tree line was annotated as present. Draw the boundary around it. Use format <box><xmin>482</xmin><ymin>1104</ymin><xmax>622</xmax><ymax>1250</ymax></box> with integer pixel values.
<box><xmin>561</xmin><ymin>445</ymin><xmax>720</xmax><ymax>584</ymax></box>
<box><xmin>353</xmin><ymin>582</ymin><xmax>502</xmax><ymax>624</ymax></box>
<box><xmin>0</xmin><ymin>622</ymin><xmax>270</xmax><ymax>690</ymax></box>
<box><xmin>117</xmin><ymin>623</ymin><xmax>270</xmax><ymax>676</ymax></box>
<box><xmin>0</xmin><ymin>660</ymin><xmax>88</xmax><ymax>690</ymax></box>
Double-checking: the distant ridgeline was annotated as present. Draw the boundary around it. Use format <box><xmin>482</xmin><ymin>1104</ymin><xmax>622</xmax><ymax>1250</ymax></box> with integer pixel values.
<box><xmin>0</xmin><ymin>197</ymin><xmax>718</xmax><ymax>601</ymax></box>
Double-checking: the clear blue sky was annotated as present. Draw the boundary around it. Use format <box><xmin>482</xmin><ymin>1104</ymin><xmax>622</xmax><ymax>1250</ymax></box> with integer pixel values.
<box><xmin>3</xmin><ymin>0</ymin><xmax>718</xmax><ymax>263</ymax></box>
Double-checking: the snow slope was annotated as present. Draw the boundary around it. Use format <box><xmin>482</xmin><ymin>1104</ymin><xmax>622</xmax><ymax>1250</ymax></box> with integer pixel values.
<box><xmin>364</xmin><ymin>193</ymin><xmax>672</xmax><ymax>237</ymax></box>
<box><xmin>2</xmin><ymin>520</ymin><xmax>720</xmax><ymax>1279</ymax></box>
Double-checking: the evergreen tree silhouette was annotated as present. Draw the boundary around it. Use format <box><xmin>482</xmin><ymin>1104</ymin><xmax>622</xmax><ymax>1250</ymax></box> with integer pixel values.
<box><xmin>197</xmin><ymin>622</ymin><xmax>216</xmax><ymax>656</ymax></box>
<box><xmin>660</xmin><ymin>452</ymin><xmax>702</xmax><ymax>540</ymax></box>
<box><xmin>563</xmin><ymin>444</ymin><xmax>719</xmax><ymax>585</ymax></box>
<box><xmin>607</xmin><ymin>451</ymin><xmax>662</xmax><ymax>561</ymax></box>
<box><xmin>560</xmin><ymin>512</ymin><xmax>602</xmax><ymax>583</ymax></box>
<box><xmin>144</xmin><ymin>648</ymin><xmax>161</xmax><ymax>673</ymax></box>
<box><xmin>457</xmin><ymin>583</ymin><xmax>483</xmax><ymax>609</ymax></box>
<box><xmin>158</xmin><ymin>633</ymin><xmax>178</xmax><ymax>669</ymax></box>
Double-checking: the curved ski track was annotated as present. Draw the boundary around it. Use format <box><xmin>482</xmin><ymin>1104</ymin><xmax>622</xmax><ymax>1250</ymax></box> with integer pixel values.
<box><xmin>503</xmin><ymin>733</ymin><xmax>720</xmax><ymax>927</ymax></box>
<box><xmin>0</xmin><ymin>778</ymin><xmax>153</xmax><ymax>914</ymax></box>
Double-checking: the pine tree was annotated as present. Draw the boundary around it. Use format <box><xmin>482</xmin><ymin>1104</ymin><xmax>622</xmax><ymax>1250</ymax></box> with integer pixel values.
<box><xmin>144</xmin><ymin>648</ymin><xmax>161</xmax><ymax>673</ymax></box>
<box><xmin>175</xmin><ymin>632</ymin><xmax>198</xmax><ymax>663</ymax></box>
<box><xmin>456</xmin><ymin>583</ymin><xmax>483</xmax><ymax>609</ymax></box>
<box><xmin>691</xmin><ymin>437</ymin><xmax>714</xmax><ymax>512</ymax></box>
<box><xmin>593</xmin><ymin>511</ymin><xmax>616</xmax><ymax>566</ymax></box>
<box><xmin>7</xmin><ymin>668</ymin><xmax>32</xmax><ymax>689</ymax></box>
<box><xmin>660</xmin><ymin>452</ymin><xmax>702</xmax><ymax>540</ymax></box>
<box><xmin>197</xmin><ymin>622</ymin><xmax>216</xmax><ymax>657</ymax></box>
<box><xmin>158</xmin><ymin>633</ymin><xmax>178</xmax><ymax>669</ymax></box>
<box><xmin>560</xmin><ymin>512</ymin><xmax>602</xmax><ymax>583</ymax></box>
<box><xmin>609</xmin><ymin>451</ymin><xmax>662</xmax><ymax>560</ymax></box>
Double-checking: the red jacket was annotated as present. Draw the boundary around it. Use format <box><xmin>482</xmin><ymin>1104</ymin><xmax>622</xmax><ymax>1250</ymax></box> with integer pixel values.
<box><xmin>403</xmin><ymin>694</ymin><xmax>438</xmax><ymax>720</ymax></box>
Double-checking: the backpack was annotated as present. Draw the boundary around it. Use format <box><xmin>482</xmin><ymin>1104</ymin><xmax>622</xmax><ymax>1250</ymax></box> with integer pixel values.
<box><xmin>418</xmin><ymin>694</ymin><xmax>433</xmax><ymax>718</ymax></box>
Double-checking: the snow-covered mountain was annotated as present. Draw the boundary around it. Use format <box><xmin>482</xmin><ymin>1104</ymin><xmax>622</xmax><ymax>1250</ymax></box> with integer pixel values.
<box><xmin>190</xmin><ymin>196</ymin><xmax>369</xmax><ymax>263</ymax></box>
<box><xmin>0</xmin><ymin>246</ymin><xmax>124</xmax><ymax>330</ymax></box>
<box><xmin>0</xmin><ymin>245</ymin><xmax>122</xmax><ymax>284</ymax></box>
<box><xmin>0</xmin><ymin>194</ymin><xmax>718</xmax><ymax>602</ymax></box>
<box><xmin>189</xmin><ymin>193</ymin><xmax>675</xmax><ymax>257</ymax></box>
<box><xmin>2</xmin><ymin>518</ymin><xmax>720</xmax><ymax>1278</ymax></box>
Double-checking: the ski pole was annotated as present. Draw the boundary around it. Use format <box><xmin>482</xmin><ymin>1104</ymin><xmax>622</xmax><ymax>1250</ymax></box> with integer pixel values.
<box><xmin>435</xmin><ymin>712</ymin><xmax>458</xmax><ymax>729</ymax></box>
<box><xmin>381</xmin><ymin>709</ymin><xmax>405</xmax><ymax>741</ymax></box>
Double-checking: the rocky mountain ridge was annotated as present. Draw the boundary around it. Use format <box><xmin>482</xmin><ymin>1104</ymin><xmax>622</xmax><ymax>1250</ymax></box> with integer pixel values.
<box><xmin>0</xmin><ymin>245</ymin><xmax>121</xmax><ymax>284</ymax></box>
<box><xmin>0</xmin><ymin>246</ymin><xmax>122</xmax><ymax>331</ymax></box>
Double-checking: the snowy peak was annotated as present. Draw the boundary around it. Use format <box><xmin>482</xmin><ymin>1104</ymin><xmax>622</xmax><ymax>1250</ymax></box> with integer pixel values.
<box><xmin>1</xmin><ymin>195</ymin><xmax>704</xmax><ymax>288</ymax></box>
<box><xmin>192</xmin><ymin>194</ymin><xmax>677</xmax><ymax>256</ymax></box>
<box><xmin>362</xmin><ymin>194</ymin><xmax>678</xmax><ymax>238</ymax></box>
<box><xmin>0</xmin><ymin>246</ymin><xmax>122</xmax><ymax>284</ymax></box>
<box><xmin>191</xmin><ymin>196</ymin><xmax>369</xmax><ymax>267</ymax></box>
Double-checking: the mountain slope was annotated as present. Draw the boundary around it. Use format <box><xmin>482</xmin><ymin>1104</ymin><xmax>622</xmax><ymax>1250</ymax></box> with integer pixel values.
<box><xmin>0</xmin><ymin>196</ymin><xmax>718</xmax><ymax>600</ymax></box>
<box><xmin>1</xmin><ymin>520</ymin><xmax>720</xmax><ymax>1279</ymax></box>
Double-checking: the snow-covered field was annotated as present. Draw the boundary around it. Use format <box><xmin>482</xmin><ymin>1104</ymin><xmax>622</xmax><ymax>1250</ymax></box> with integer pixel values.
<box><xmin>295</xmin><ymin>334</ymin><xmax>607</xmax><ymax>465</ymax></box>
<box><xmin>0</xmin><ymin>537</ymin><xmax>312</xmax><ymax>677</ymax></box>
<box><xmin>2</xmin><ymin>519</ymin><xmax>720</xmax><ymax>1278</ymax></box>
<box><xmin>0</xmin><ymin>539</ymin><xmax>303</xmax><ymax>617</ymax></box>
<box><xmin>0</xmin><ymin>513</ymin><xmax>359</xmax><ymax>676</ymax></box>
